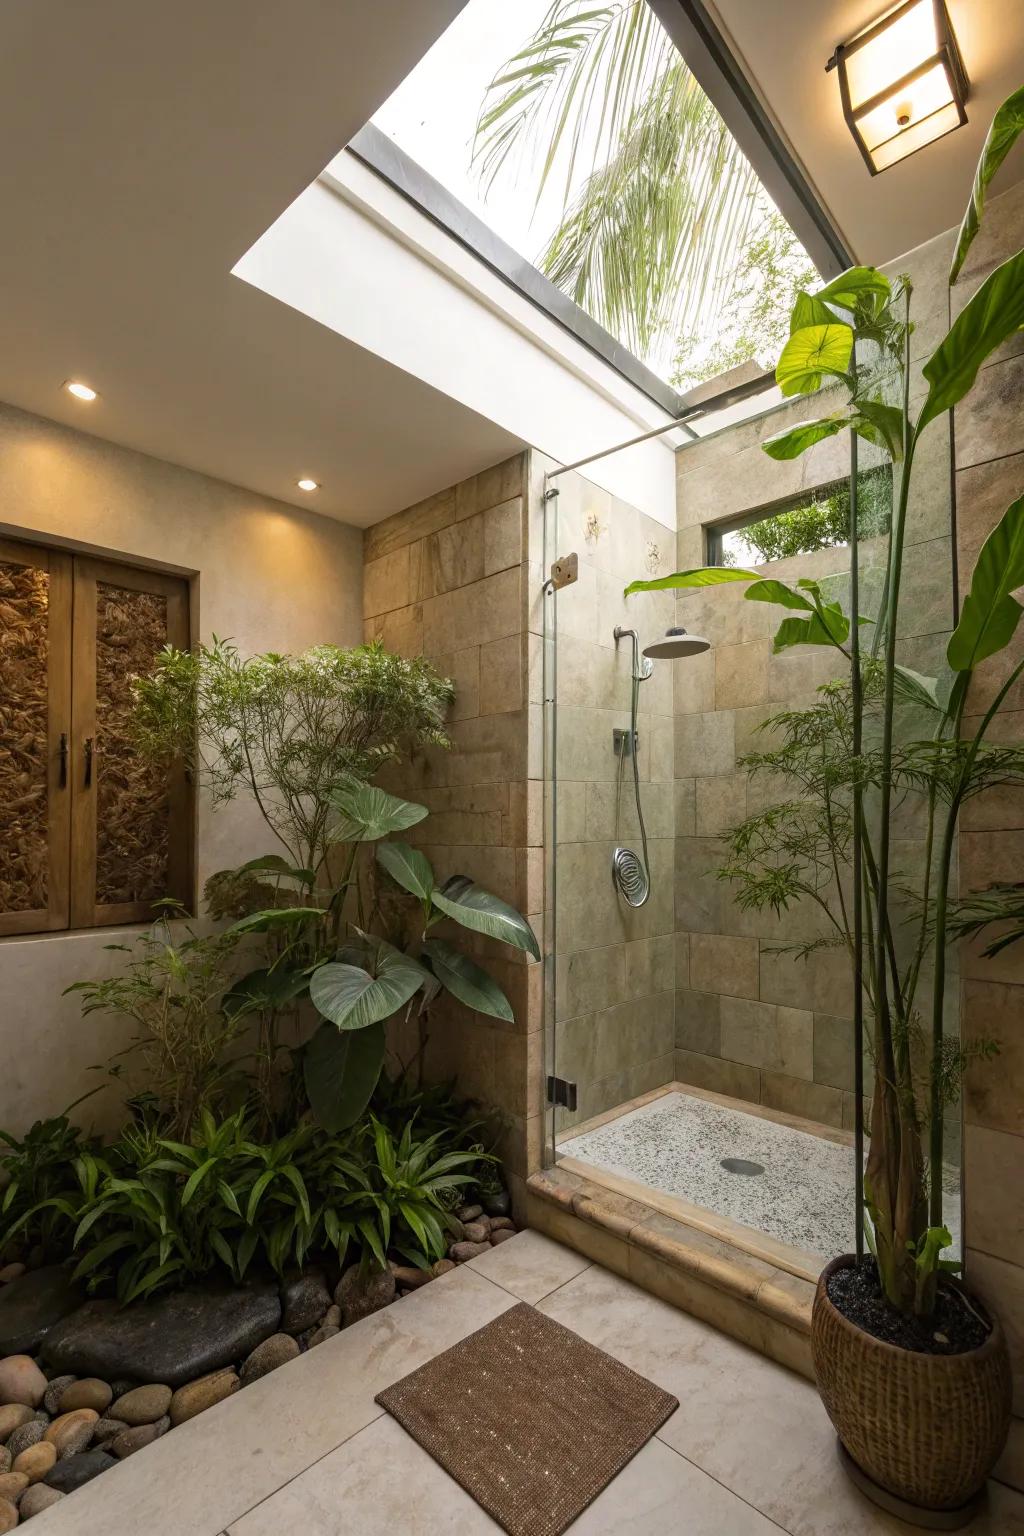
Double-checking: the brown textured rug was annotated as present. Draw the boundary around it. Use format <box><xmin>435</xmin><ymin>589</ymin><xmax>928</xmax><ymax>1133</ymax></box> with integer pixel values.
<box><xmin>375</xmin><ymin>1301</ymin><xmax>678</xmax><ymax>1536</ymax></box>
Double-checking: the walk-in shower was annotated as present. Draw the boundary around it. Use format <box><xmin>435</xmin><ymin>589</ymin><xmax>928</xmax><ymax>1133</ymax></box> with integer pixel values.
<box><xmin>611</xmin><ymin>625</ymin><xmax>709</xmax><ymax>908</ymax></box>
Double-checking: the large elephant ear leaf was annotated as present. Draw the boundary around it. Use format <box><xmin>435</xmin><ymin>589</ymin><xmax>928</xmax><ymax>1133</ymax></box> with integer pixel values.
<box><xmin>920</xmin><ymin>249</ymin><xmax>1024</xmax><ymax>430</ymax></box>
<box><xmin>950</xmin><ymin>85</ymin><xmax>1024</xmax><ymax>283</ymax></box>
<box><xmin>776</xmin><ymin>323</ymin><xmax>853</xmax><ymax>397</ymax></box>
<box><xmin>624</xmin><ymin>566</ymin><xmax>758</xmax><ymax>598</ymax></box>
<box><xmin>310</xmin><ymin>946</ymin><xmax>429</xmax><ymax>1030</ymax></box>
<box><xmin>761</xmin><ymin>415</ymin><xmax>848</xmax><ymax>461</ymax></box>
<box><xmin>422</xmin><ymin>938</ymin><xmax>514</xmax><ymax>1022</ymax></box>
<box><xmin>431</xmin><ymin>878</ymin><xmax>540</xmax><ymax>959</ymax></box>
<box><xmin>304</xmin><ymin>1020</ymin><xmax>385</xmax><ymax>1132</ymax></box>
<box><xmin>376</xmin><ymin>840</ymin><xmax>435</xmax><ymax>902</ymax></box>
<box><xmin>947</xmin><ymin>493</ymin><xmax>1024</xmax><ymax>670</ymax></box>
<box><xmin>813</xmin><ymin>266</ymin><xmax>891</xmax><ymax>312</ymax></box>
<box><xmin>330</xmin><ymin>777</ymin><xmax>428</xmax><ymax>843</ymax></box>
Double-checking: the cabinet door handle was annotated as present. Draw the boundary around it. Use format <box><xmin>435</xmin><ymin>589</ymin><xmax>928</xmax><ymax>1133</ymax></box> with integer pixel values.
<box><xmin>59</xmin><ymin>732</ymin><xmax>68</xmax><ymax>788</ymax></box>
<box><xmin>84</xmin><ymin>736</ymin><xmax>94</xmax><ymax>788</ymax></box>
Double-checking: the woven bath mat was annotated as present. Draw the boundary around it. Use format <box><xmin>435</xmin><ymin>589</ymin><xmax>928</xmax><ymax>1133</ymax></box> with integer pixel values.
<box><xmin>375</xmin><ymin>1301</ymin><xmax>678</xmax><ymax>1536</ymax></box>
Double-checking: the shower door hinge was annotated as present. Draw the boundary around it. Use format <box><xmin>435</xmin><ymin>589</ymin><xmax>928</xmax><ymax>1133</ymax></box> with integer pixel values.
<box><xmin>549</xmin><ymin>553</ymin><xmax>578</xmax><ymax>590</ymax></box>
<box><xmin>546</xmin><ymin>1075</ymin><xmax>578</xmax><ymax>1111</ymax></box>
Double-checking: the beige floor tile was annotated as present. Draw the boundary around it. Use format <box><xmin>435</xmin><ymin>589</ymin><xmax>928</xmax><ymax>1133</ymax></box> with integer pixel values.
<box><xmin>538</xmin><ymin>1263</ymin><xmax>1024</xmax><ymax>1536</ymax></box>
<box><xmin>466</xmin><ymin>1228</ymin><xmax>592</xmax><ymax>1303</ymax></box>
<box><xmin>228</xmin><ymin>1399</ymin><xmax>780</xmax><ymax>1536</ymax></box>
<box><xmin>36</xmin><ymin>1266</ymin><xmax>516</xmax><ymax>1536</ymax></box>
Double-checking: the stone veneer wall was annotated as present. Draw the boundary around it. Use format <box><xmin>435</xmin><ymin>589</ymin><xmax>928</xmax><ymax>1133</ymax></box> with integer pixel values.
<box><xmin>951</xmin><ymin>179</ymin><xmax>1024</xmax><ymax>1492</ymax></box>
<box><xmin>547</xmin><ymin>468</ymin><xmax>677</xmax><ymax>1130</ymax></box>
<box><xmin>361</xmin><ymin>453</ymin><xmax>543</xmax><ymax>1214</ymax></box>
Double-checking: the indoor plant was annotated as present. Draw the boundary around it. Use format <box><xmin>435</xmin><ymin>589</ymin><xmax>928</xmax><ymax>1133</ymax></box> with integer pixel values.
<box><xmin>626</xmin><ymin>86</ymin><xmax>1024</xmax><ymax>1522</ymax></box>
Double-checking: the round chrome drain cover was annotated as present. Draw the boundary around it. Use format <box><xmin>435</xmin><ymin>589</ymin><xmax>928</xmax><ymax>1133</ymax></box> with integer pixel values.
<box><xmin>720</xmin><ymin>1157</ymin><xmax>765</xmax><ymax>1176</ymax></box>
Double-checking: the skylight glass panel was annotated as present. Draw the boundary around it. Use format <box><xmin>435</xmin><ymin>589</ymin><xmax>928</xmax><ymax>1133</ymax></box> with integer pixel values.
<box><xmin>371</xmin><ymin>0</ymin><xmax>819</xmax><ymax>394</ymax></box>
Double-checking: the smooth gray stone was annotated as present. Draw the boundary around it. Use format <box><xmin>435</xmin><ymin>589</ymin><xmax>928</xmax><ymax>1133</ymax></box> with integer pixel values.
<box><xmin>0</xmin><ymin>1266</ymin><xmax>83</xmax><ymax>1355</ymax></box>
<box><xmin>44</xmin><ymin>1448</ymin><xmax>116</xmax><ymax>1492</ymax></box>
<box><xmin>41</xmin><ymin>1284</ymin><xmax>281</xmax><ymax>1388</ymax></box>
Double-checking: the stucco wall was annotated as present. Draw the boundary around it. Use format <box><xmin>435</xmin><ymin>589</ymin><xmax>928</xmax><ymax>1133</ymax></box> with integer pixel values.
<box><xmin>0</xmin><ymin>400</ymin><xmax>363</xmax><ymax>1135</ymax></box>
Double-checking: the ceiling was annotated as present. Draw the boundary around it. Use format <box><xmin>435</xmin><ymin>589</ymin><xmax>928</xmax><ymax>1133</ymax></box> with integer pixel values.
<box><xmin>0</xmin><ymin>1</ymin><xmax>520</xmax><ymax>526</ymax></box>
<box><xmin>709</xmin><ymin>0</ymin><xmax>1024</xmax><ymax>265</ymax></box>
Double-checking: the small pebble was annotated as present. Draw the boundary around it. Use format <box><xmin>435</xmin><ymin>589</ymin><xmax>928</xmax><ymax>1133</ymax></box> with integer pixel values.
<box><xmin>490</xmin><ymin>1228</ymin><xmax>516</xmax><ymax>1246</ymax></box>
<box><xmin>58</xmin><ymin>1378</ymin><xmax>112</xmax><ymax>1415</ymax></box>
<box><xmin>0</xmin><ymin>1450</ymin><xmax>8</xmax><ymax>1476</ymax></box>
<box><xmin>457</xmin><ymin>1204</ymin><xmax>483</xmax><ymax>1222</ymax></box>
<box><xmin>462</xmin><ymin>1221</ymin><xmax>489</xmax><ymax>1244</ymax></box>
<box><xmin>0</xmin><ymin>1405</ymin><xmax>34</xmax><ymax>1442</ymax></box>
<box><xmin>43</xmin><ymin>1377</ymin><xmax>76</xmax><ymax>1416</ymax></box>
<box><xmin>169</xmin><ymin>1369</ymin><xmax>238</xmax><ymax>1427</ymax></box>
<box><xmin>489</xmin><ymin>1217</ymin><xmax>515</xmax><ymax>1232</ymax></box>
<box><xmin>0</xmin><ymin>1473</ymin><xmax>28</xmax><ymax>1502</ymax></box>
<box><xmin>449</xmin><ymin>1241</ymin><xmax>490</xmax><ymax>1263</ymax></box>
<box><xmin>6</xmin><ymin>1420</ymin><xmax>45</xmax><ymax>1458</ymax></box>
<box><xmin>307</xmin><ymin>1324</ymin><xmax>340</xmax><ymax>1348</ymax></box>
<box><xmin>13</xmin><ymin>1441</ymin><xmax>56</xmax><ymax>1484</ymax></box>
<box><xmin>110</xmin><ymin>1417</ymin><xmax>169</xmax><ymax>1459</ymax></box>
<box><xmin>0</xmin><ymin>1356</ymin><xmax>47</xmax><ymax>1408</ymax></box>
<box><xmin>110</xmin><ymin>1384</ymin><xmax>172</xmax><ymax>1426</ymax></box>
<box><xmin>20</xmin><ymin>1483</ymin><xmax>65</xmax><ymax>1519</ymax></box>
<box><xmin>388</xmin><ymin>1264</ymin><xmax>431</xmax><ymax>1290</ymax></box>
<box><xmin>44</xmin><ymin>1407</ymin><xmax>99</xmax><ymax>1459</ymax></box>
<box><xmin>0</xmin><ymin>1496</ymin><xmax>17</xmax><ymax>1533</ymax></box>
<box><xmin>431</xmin><ymin>1259</ymin><xmax>456</xmax><ymax>1278</ymax></box>
<box><xmin>239</xmin><ymin>1334</ymin><xmax>299</xmax><ymax>1388</ymax></box>
<box><xmin>92</xmin><ymin>1418</ymin><xmax>129</xmax><ymax>1445</ymax></box>
<box><xmin>322</xmin><ymin>1304</ymin><xmax>341</xmax><ymax>1328</ymax></box>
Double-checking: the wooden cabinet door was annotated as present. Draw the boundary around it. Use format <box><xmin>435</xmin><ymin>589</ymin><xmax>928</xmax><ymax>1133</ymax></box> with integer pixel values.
<box><xmin>70</xmin><ymin>558</ymin><xmax>192</xmax><ymax>928</ymax></box>
<box><xmin>0</xmin><ymin>538</ymin><xmax>72</xmax><ymax>936</ymax></box>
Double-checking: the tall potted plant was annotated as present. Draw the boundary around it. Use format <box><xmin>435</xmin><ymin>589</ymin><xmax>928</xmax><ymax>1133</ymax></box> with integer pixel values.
<box><xmin>626</xmin><ymin>88</ymin><xmax>1024</xmax><ymax>1523</ymax></box>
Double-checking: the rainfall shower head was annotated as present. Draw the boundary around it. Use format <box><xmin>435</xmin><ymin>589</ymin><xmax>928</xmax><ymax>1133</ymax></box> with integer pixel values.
<box><xmin>643</xmin><ymin>627</ymin><xmax>711</xmax><ymax>660</ymax></box>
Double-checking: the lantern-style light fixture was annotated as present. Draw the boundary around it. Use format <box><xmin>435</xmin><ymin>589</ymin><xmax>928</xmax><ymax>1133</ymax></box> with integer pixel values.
<box><xmin>827</xmin><ymin>0</ymin><xmax>969</xmax><ymax>175</ymax></box>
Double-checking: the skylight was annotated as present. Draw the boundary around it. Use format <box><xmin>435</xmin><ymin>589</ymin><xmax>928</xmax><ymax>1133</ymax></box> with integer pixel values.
<box><xmin>371</xmin><ymin>0</ymin><xmax>820</xmax><ymax>394</ymax></box>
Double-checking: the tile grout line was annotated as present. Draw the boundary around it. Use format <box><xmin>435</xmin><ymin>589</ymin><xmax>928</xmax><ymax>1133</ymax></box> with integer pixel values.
<box><xmin>651</xmin><ymin>1435</ymin><xmax>795</xmax><ymax>1536</ymax></box>
<box><xmin>466</xmin><ymin>1257</ymin><xmax>595</xmax><ymax>1308</ymax></box>
<box><xmin>222</xmin><ymin>1406</ymin><xmax>387</xmax><ymax>1534</ymax></box>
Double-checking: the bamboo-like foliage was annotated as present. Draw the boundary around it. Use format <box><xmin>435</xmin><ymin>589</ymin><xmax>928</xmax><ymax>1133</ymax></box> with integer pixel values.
<box><xmin>473</xmin><ymin>1</ymin><xmax>761</xmax><ymax>354</ymax></box>
<box><xmin>625</xmin><ymin>86</ymin><xmax>1024</xmax><ymax>1318</ymax></box>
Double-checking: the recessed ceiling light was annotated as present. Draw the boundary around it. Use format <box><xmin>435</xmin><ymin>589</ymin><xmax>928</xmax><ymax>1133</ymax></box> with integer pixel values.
<box><xmin>297</xmin><ymin>478</ymin><xmax>319</xmax><ymax>492</ymax></box>
<box><xmin>64</xmin><ymin>380</ymin><xmax>98</xmax><ymax>402</ymax></box>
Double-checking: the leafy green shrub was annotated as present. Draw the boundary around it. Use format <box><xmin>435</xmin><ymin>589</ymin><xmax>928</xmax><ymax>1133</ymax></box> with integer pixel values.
<box><xmin>0</xmin><ymin>1108</ymin><xmax>97</xmax><ymax>1262</ymax></box>
<box><xmin>43</xmin><ymin>1106</ymin><xmax>484</xmax><ymax>1303</ymax></box>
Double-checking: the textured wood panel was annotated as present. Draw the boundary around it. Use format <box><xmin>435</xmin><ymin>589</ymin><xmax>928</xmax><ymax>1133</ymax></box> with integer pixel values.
<box><xmin>0</xmin><ymin>560</ymin><xmax>50</xmax><ymax>912</ymax></box>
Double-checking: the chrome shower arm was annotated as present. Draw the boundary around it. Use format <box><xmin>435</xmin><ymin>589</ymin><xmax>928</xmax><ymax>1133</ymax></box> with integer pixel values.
<box><xmin>613</xmin><ymin>625</ymin><xmax>653</xmax><ymax>682</ymax></box>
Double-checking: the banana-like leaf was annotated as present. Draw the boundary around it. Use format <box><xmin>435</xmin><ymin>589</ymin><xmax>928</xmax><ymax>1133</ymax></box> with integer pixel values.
<box><xmin>947</xmin><ymin>493</ymin><xmax>1024</xmax><ymax>670</ymax></box>
<box><xmin>772</xmin><ymin>604</ymin><xmax>850</xmax><ymax>653</ymax></box>
<box><xmin>744</xmin><ymin>579</ymin><xmax>815</xmax><ymax>611</ymax></box>
<box><xmin>330</xmin><ymin>777</ymin><xmax>428</xmax><ymax>843</ymax></box>
<box><xmin>851</xmin><ymin>399</ymin><xmax>905</xmax><ymax>460</ymax></box>
<box><xmin>950</xmin><ymin>85</ymin><xmax>1024</xmax><ymax>282</ymax></box>
<box><xmin>422</xmin><ymin>938</ymin><xmax>514</xmax><ymax>1022</ymax></box>
<box><xmin>235</xmin><ymin>854</ymin><xmax>316</xmax><ymax>886</ymax></box>
<box><xmin>225</xmin><ymin>906</ymin><xmax>323</xmax><ymax>936</ymax></box>
<box><xmin>222</xmin><ymin>965</ymin><xmax>308</xmax><ymax>1016</ymax></box>
<box><xmin>761</xmin><ymin>414</ymin><xmax>848</xmax><ymax>461</ymax></box>
<box><xmin>813</xmin><ymin>265</ymin><xmax>891</xmax><ymax>309</ymax></box>
<box><xmin>376</xmin><ymin>840</ymin><xmax>435</xmax><ymax>902</ymax></box>
<box><xmin>304</xmin><ymin>1020</ymin><xmax>385</xmax><ymax>1133</ymax></box>
<box><xmin>431</xmin><ymin>877</ymin><xmax>540</xmax><ymax>959</ymax></box>
<box><xmin>893</xmin><ymin>665</ymin><xmax>942</xmax><ymax>712</ymax></box>
<box><xmin>776</xmin><ymin>323</ymin><xmax>854</xmax><ymax>397</ymax></box>
<box><xmin>920</xmin><ymin>250</ymin><xmax>1024</xmax><ymax>430</ymax></box>
<box><xmin>310</xmin><ymin>946</ymin><xmax>429</xmax><ymax>1030</ymax></box>
<box><xmin>624</xmin><ymin>566</ymin><xmax>758</xmax><ymax>598</ymax></box>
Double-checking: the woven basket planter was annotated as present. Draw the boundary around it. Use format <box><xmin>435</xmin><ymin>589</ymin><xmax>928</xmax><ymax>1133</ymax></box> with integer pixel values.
<box><xmin>812</xmin><ymin>1256</ymin><xmax>1012</xmax><ymax>1516</ymax></box>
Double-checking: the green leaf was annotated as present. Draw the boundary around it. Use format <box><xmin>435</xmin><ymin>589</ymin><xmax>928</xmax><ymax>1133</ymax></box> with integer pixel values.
<box><xmin>772</xmin><ymin>603</ymin><xmax>850</xmax><ymax>653</ymax></box>
<box><xmin>245</xmin><ymin>1169</ymin><xmax>275</xmax><ymax>1226</ymax></box>
<box><xmin>330</xmin><ymin>777</ymin><xmax>428</xmax><ymax>843</ymax></box>
<box><xmin>776</xmin><ymin>323</ymin><xmax>853</xmax><ymax>397</ymax></box>
<box><xmin>761</xmin><ymin>415</ymin><xmax>848</xmax><ymax>460</ymax></box>
<box><xmin>920</xmin><ymin>249</ymin><xmax>1024</xmax><ymax>430</ymax></box>
<box><xmin>225</xmin><ymin>907</ymin><xmax>323</xmax><ymax>936</ymax></box>
<box><xmin>813</xmin><ymin>265</ymin><xmax>891</xmax><ymax>310</ymax></box>
<box><xmin>304</xmin><ymin>1019</ymin><xmax>385</xmax><ymax>1135</ymax></box>
<box><xmin>947</xmin><ymin>493</ymin><xmax>1024</xmax><ymax>670</ymax></box>
<box><xmin>181</xmin><ymin>1157</ymin><xmax>218</xmax><ymax>1208</ymax></box>
<box><xmin>431</xmin><ymin>878</ymin><xmax>540</xmax><ymax>959</ymax></box>
<box><xmin>310</xmin><ymin>947</ymin><xmax>428</xmax><ymax>1031</ymax></box>
<box><xmin>851</xmin><ymin>399</ymin><xmax>905</xmax><ymax>460</ymax></box>
<box><xmin>743</xmin><ymin>580</ymin><xmax>815</xmax><ymax>612</ymax></box>
<box><xmin>236</xmin><ymin>854</ymin><xmax>316</xmax><ymax>886</ymax></box>
<box><xmin>790</xmin><ymin>291</ymin><xmax>836</xmax><ymax>331</ymax></box>
<box><xmin>893</xmin><ymin>666</ymin><xmax>942</xmax><ymax>712</ymax></box>
<box><xmin>376</xmin><ymin>841</ymin><xmax>435</xmax><ymax>902</ymax></box>
<box><xmin>422</xmin><ymin>938</ymin><xmax>514</xmax><ymax>1022</ymax></box>
<box><xmin>624</xmin><ymin>566</ymin><xmax>758</xmax><ymax>598</ymax></box>
<box><xmin>222</xmin><ymin>965</ymin><xmax>308</xmax><ymax>1016</ymax></box>
<box><xmin>951</xmin><ymin>85</ymin><xmax>1024</xmax><ymax>282</ymax></box>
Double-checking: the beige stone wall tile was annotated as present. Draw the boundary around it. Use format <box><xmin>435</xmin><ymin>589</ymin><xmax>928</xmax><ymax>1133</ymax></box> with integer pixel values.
<box><xmin>968</xmin><ymin>1249</ymin><xmax>1024</xmax><ymax>1413</ymax></box>
<box><xmin>422</xmin><ymin>565</ymin><xmax>523</xmax><ymax>652</ymax></box>
<box><xmin>715</xmin><ymin>641</ymin><xmax>768</xmax><ymax>710</ymax></box>
<box><xmin>760</xmin><ymin>944</ymin><xmax>850</xmax><ymax>1016</ymax></box>
<box><xmin>690</xmin><ymin>933</ymin><xmax>759</xmax><ymax>1000</ymax></box>
<box><xmin>812</xmin><ymin>1012</ymin><xmax>856</xmax><ymax>1091</ymax></box>
<box><xmin>503</xmin><ymin>779</ymin><xmax>542</xmax><ymax>847</ymax></box>
<box><xmin>478</xmin><ymin>632</ymin><xmax>524</xmax><ymax>716</ymax></box>
<box><xmin>675</xmin><ymin>1048</ymin><xmax>760</xmax><ymax>1103</ymax></box>
<box><xmin>675</xmin><ymin>778</ymin><xmax>696</xmax><ymax>837</ymax></box>
<box><xmin>476</xmin><ymin>454</ymin><xmax>527</xmax><ymax>513</ymax></box>
<box><xmin>964</xmin><ymin>980</ymin><xmax>1024</xmax><ymax>1136</ymax></box>
<box><xmin>956</xmin><ymin>352</ymin><xmax>1024</xmax><ymax>471</ymax></box>
<box><xmin>675</xmin><ymin>989</ymin><xmax>720</xmax><ymax>1055</ymax></box>
<box><xmin>675</xmin><ymin>931</ymin><xmax>690</xmax><ymax>989</ymax></box>
<box><xmin>695</xmin><ymin>773</ymin><xmax>746</xmax><ymax>837</ymax></box>
<box><xmin>624</xmin><ymin>935</ymin><xmax>675</xmax><ymax>998</ymax></box>
<box><xmin>432</xmin><ymin>646</ymin><xmax>480</xmax><ymax>721</ymax></box>
<box><xmin>363</xmin><ymin>544</ymin><xmax>413</xmax><ymax>619</ymax></box>
<box><xmin>442</xmin><ymin>711</ymin><xmax>527</xmax><ymax>786</ymax></box>
<box><xmin>363</xmin><ymin>602</ymin><xmax>423</xmax><ymax>657</ymax></box>
<box><xmin>673</xmin><ymin>647</ymin><xmax>714</xmax><ymax>715</ymax></box>
<box><xmin>965</xmin><ymin>1124</ymin><xmax>1024</xmax><ymax>1268</ymax></box>
<box><xmin>363</xmin><ymin>486</ymin><xmax>454</xmax><ymax>562</ymax></box>
<box><xmin>760</xmin><ymin>1071</ymin><xmax>843</xmax><ymax>1129</ymax></box>
<box><xmin>720</xmin><ymin>997</ymin><xmax>812</xmax><ymax>1078</ymax></box>
<box><xmin>419</xmin><ymin>515</ymin><xmax>484</xmax><ymax>598</ymax></box>
<box><xmin>676</xmin><ymin>711</ymin><xmax>736</xmax><ymax>777</ymax></box>
<box><xmin>675</xmin><ymin>835</ymin><xmax>725</xmax><ymax>934</ymax></box>
<box><xmin>483</xmin><ymin>497</ymin><xmax>524</xmax><ymax>575</ymax></box>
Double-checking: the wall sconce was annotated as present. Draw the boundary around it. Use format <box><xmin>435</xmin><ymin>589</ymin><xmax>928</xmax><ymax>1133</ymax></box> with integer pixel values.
<box><xmin>827</xmin><ymin>0</ymin><xmax>968</xmax><ymax>175</ymax></box>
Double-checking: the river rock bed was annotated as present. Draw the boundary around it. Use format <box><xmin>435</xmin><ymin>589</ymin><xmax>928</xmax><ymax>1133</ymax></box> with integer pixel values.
<box><xmin>0</xmin><ymin>1203</ymin><xmax>517</xmax><ymax>1523</ymax></box>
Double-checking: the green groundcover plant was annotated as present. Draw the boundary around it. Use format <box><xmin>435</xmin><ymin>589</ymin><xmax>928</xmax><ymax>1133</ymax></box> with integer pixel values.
<box><xmin>627</xmin><ymin>84</ymin><xmax>1024</xmax><ymax>1319</ymax></box>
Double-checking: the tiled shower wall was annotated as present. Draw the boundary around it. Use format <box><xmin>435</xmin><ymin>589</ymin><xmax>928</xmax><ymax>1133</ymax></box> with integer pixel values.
<box><xmin>361</xmin><ymin>453</ymin><xmax>544</xmax><ymax>1211</ymax></box>
<box><xmin>548</xmin><ymin>469</ymin><xmax>678</xmax><ymax>1128</ymax></box>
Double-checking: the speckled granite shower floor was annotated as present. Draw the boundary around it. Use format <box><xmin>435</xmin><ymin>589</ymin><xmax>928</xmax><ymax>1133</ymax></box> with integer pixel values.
<box><xmin>558</xmin><ymin>1091</ymin><xmax>961</xmax><ymax>1261</ymax></box>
